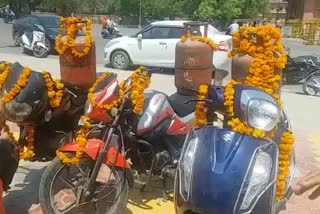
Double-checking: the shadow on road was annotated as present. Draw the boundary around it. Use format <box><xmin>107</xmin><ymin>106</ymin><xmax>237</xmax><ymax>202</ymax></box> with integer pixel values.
<box><xmin>0</xmin><ymin>45</ymin><xmax>17</xmax><ymax>48</ymax></box>
<box><xmin>3</xmin><ymin>165</ymin><xmax>46</xmax><ymax>214</ymax></box>
<box><xmin>124</xmin><ymin>177</ymin><xmax>174</xmax><ymax>213</ymax></box>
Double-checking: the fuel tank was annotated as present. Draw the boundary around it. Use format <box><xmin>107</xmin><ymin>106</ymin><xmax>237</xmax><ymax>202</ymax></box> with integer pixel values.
<box><xmin>135</xmin><ymin>89</ymin><xmax>174</xmax><ymax>136</ymax></box>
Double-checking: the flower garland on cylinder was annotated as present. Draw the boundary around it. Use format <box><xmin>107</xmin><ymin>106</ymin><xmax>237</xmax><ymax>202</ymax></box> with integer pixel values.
<box><xmin>227</xmin><ymin>26</ymin><xmax>294</xmax><ymax>202</ymax></box>
<box><xmin>56</xmin><ymin>67</ymin><xmax>151</xmax><ymax>164</ymax></box>
<box><xmin>181</xmin><ymin>34</ymin><xmax>219</xmax><ymax>50</ymax></box>
<box><xmin>55</xmin><ymin>17</ymin><xmax>92</xmax><ymax>58</ymax></box>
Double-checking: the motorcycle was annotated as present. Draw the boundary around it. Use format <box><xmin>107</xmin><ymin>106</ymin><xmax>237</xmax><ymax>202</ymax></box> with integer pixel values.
<box><xmin>3</xmin><ymin>10</ymin><xmax>15</xmax><ymax>23</ymax></box>
<box><xmin>101</xmin><ymin>26</ymin><xmax>122</xmax><ymax>39</ymax></box>
<box><xmin>282</xmin><ymin>49</ymin><xmax>320</xmax><ymax>84</ymax></box>
<box><xmin>174</xmin><ymin>84</ymin><xmax>295</xmax><ymax>214</ymax></box>
<box><xmin>0</xmin><ymin>61</ymin><xmax>88</xmax><ymax>161</ymax></box>
<box><xmin>303</xmin><ymin>71</ymin><xmax>320</xmax><ymax>96</ymax></box>
<box><xmin>39</xmin><ymin>67</ymin><xmax>202</xmax><ymax>213</ymax></box>
<box><xmin>21</xmin><ymin>25</ymin><xmax>49</xmax><ymax>58</ymax></box>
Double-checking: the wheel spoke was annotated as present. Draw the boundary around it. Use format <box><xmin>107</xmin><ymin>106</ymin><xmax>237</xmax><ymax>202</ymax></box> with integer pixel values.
<box><xmin>58</xmin><ymin>175</ymin><xmax>76</xmax><ymax>189</ymax></box>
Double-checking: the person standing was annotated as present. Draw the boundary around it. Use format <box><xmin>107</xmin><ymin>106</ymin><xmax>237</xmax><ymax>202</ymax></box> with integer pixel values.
<box><xmin>228</xmin><ymin>20</ymin><xmax>240</xmax><ymax>35</ymax></box>
<box><xmin>102</xmin><ymin>16</ymin><xmax>108</xmax><ymax>29</ymax></box>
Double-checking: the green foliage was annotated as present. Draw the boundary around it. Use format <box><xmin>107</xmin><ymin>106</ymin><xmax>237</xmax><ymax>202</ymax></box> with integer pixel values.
<box><xmin>2</xmin><ymin>0</ymin><xmax>267</xmax><ymax>21</ymax></box>
<box><xmin>239</xmin><ymin>0</ymin><xmax>267</xmax><ymax>18</ymax></box>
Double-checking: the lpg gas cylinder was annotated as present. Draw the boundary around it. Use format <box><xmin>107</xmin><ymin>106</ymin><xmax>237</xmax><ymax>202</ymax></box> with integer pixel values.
<box><xmin>175</xmin><ymin>22</ymin><xmax>213</xmax><ymax>96</ymax></box>
<box><xmin>59</xmin><ymin>25</ymin><xmax>96</xmax><ymax>90</ymax></box>
<box><xmin>232</xmin><ymin>52</ymin><xmax>282</xmax><ymax>96</ymax></box>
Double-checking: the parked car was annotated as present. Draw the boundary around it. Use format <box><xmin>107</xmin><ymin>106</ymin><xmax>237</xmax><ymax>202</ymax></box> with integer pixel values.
<box><xmin>12</xmin><ymin>15</ymin><xmax>60</xmax><ymax>53</ymax></box>
<box><xmin>104</xmin><ymin>20</ymin><xmax>232</xmax><ymax>73</ymax></box>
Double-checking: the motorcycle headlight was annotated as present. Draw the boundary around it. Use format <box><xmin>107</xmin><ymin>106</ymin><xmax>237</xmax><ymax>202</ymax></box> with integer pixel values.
<box><xmin>240</xmin><ymin>150</ymin><xmax>272</xmax><ymax>211</ymax></box>
<box><xmin>84</xmin><ymin>92</ymin><xmax>100</xmax><ymax>115</ymax></box>
<box><xmin>246</xmin><ymin>99</ymin><xmax>280</xmax><ymax>131</ymax></box>
<box><xmin>4</xmin><ymin>100</ymin><xmax>32</xmax><ymax>122</ymax></box>
<box><xmin>179</xmin><ymin>137</ymin><xmax>199</xmax><ymax>201</ymax></box>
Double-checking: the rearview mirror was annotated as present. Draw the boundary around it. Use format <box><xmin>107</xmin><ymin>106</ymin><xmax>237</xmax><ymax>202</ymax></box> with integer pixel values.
<box><xmin>137</xmin><ymin>34</ymin><xmax>142</xmax><ymax>40</ymax></box>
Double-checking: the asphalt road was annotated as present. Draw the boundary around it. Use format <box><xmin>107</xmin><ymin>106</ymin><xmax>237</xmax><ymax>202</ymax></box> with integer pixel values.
<box><xmin>0</xmin><ymin>21</ymin><xmax>140</xmax><ymax>65</ymax></box>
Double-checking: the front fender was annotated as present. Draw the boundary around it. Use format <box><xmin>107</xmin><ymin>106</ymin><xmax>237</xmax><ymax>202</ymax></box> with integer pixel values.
<box><xmin>34</xmin><ymin>42</ymin><xmax>48</xmax><ymax>50</ymax></box>
<box><xmin>59</xmin><ymin>139</ymin><xmax>130</xmax><ymax>168</ymax></box>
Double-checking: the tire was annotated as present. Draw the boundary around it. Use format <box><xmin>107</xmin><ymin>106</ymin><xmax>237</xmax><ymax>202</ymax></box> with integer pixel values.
<box><xmin>303</xmin><ymin>72</ymin><xmax>320</xmax><ymax>96</ymax></box>
<box><xmin>3</xmin><ymin>18</ymin><xmax>8</xmax><ymax>23</ymax></box>
<box><xmin>33</xmin><ymin>45</ymin><xmax>48</xmax><ymax>58</ymax></box>
<box><xmin>13</xmin><ymin>32</ymin><xmax>21</xmax><ymax>47</ymax></box>
<box><xmin>39</xmin><ymin>156</ymin><xmax>129</xmax><ymax>214</ymax></box>
<box><xmin>111</xmin><ymin>50</ymin><xmax>130</xmax><ymax>70</ymax></box>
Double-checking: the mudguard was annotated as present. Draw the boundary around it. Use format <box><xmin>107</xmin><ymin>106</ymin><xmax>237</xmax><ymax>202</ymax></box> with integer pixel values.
<box><xmin>59</xmin><ymin>139</ymin><xmax>130</xmax><ymax>168</ymax></box>
<box><xmin>34</xmin><ymin>42</ymin><xmax>48</xmax><ymax>50</ymax></box>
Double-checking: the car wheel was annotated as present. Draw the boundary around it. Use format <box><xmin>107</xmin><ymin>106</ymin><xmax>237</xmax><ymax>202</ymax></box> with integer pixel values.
<box><xmin>111</xmin><ymin>50</ymin><xmax>130</xmax><ymax>70</ymax></box>
<box><xmin>13</xmin><ymin>32</ymin><xmax>21</xmax><ymax>47</ymax></box>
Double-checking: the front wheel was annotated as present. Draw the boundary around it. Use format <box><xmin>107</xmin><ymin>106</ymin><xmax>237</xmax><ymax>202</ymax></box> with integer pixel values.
<box><xmin>39</xmin><ymin>155</ymin><xmax>129</xmax><ymax>214</ymax></box>
<box><xmin>111</xmin><ymin>50</ymin><xmax>130</xmax><ymax>70</ymax></box>
<box><xmin>33</xmin><ymin>45</ymin><xmax>48</xmax><ymax>58</ymax></box>
<box><xmin>303</xmin><ymin>72</ymin><xmax>320</xmax><ymax>96</ymax></box>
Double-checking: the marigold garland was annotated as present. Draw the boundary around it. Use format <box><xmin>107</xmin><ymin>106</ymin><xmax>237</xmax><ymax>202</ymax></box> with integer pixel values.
<box><xmin>130</xmin><ymin>67</ymin><xmax>150</xmax><ymax>114</ymax></box>
<box><xmin>42</xmin><ymin>71</ymin><xmax>65</xmax><ymax>108</ymax></box>
<box><xmin>55</xmin><ymin>17</ymin><xmax>93</xmax><ymax>58</ymax></box>
<box><xmin>0</xmin><ymin>63</ymin><xmax>11</xmax><ymax>90</ymax></box>
<box><xmin>226</xmin><ymin>25</ymin><xmax>293</xmax><ymax>202</ymax></box>
<box><xmin>2</xmin><ymin>123</ymin><xmax>35</xmax><ymax>160</ymax></box>
<box><xmin>2</xmin><ymin>66</ymin><xmax>31</xmax><ymax>103</ymax></box>
<box><xmin>56</xmin><ymin>115</ymin><xmax>91</xmax><ymax>164</ymax></box>
<box><xmin>194</xmin><ymin>85</ymin><xmax>208</xmax><ymax>127</ymax></box>
<box><xmin>57</xmin><ymin>67</ymin><xmax>151</xmax><ymax>164</ymax></box>
<box><xmin>181</xmin><ymin>34</ymin><xmax>219</xmax><ymax>50</ymax></box>
<box><xmin>276</xmin><ymin>131</ymin><xmax>294</xmax><ymax>202</ymax></box>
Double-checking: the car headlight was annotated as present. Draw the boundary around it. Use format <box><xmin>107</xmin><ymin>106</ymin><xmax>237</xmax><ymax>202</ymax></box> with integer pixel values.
<box><xmin>246</xmin><ymin>99</ymin><xmax>280</xmax><ymax>131</ymax></box>
<box><xmin>240</xmin><ymin>150</ymin><xmax>272</xmax><ymax>211</ymax></box>
<box><xmin>179</xmin><ymin>137</ymin><xmax>198</xmax><ymax>201</ymax></box>
<box><xmin>4</xmin><ymin>100</ymin><xmax>32</xmax><ymax>122</ymax></box>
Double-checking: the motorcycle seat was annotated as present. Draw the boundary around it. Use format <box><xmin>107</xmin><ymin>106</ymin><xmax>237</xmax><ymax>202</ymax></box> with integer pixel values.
<box><xmin>168</xmin><ymin>93</ymin><xmax>196</xmax><ymax>117</ymax></box>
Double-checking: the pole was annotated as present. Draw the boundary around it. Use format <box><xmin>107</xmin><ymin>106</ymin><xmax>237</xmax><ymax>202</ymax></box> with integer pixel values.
<box><xmin>139</xmin><ymin>0</ymin><xmax>142</xmax><ymax>29</ymax></box>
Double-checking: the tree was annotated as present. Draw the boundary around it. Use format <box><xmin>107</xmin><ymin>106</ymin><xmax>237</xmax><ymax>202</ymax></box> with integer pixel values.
<box><xmin>194</xmin><ymin>0</ymin><xmax>241</xmax><ymax>21</ymax></box>
<box><xmin>239</xmin><ymin>0</ymin><xmax>267</xmax><ymax>18</ymax></box>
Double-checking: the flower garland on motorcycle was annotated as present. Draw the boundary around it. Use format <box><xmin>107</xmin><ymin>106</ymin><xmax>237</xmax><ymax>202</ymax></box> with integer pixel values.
<box><xmin>194</xmin><ymin>26</ymin><xmax>294</xmax><ymax>202</ymax></box>
<box><xmin>0</xmin><ymin>63</ymin><xmax>65</xmax><ymax>160</ymax></box>
<box><xmin>56</xmin><ymin>67</ymin><xmax>151</xmax><ymax>164</ymax></box>
<box><xmin>179</xmin><ymin>34</ymin><xmax>219</xmax><ymax>127</ymax></box>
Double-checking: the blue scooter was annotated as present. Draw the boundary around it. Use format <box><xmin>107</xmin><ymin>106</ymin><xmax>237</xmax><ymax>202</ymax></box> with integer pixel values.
<box><xmin>174</xmin><ymin>84</ymin><xmax>295</xmax><ymax>214</ymax></box>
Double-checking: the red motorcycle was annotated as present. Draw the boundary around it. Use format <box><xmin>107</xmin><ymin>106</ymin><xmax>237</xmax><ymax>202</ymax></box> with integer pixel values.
<box><xmin>39</xmin><ymin>68</ymin><xmax>196</xmax><ymax>213</ymax></box>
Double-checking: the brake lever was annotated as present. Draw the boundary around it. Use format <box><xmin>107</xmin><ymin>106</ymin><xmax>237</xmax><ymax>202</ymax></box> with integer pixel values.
<box><xmin>184</xmin><ymin>99</ymin><xmax>213</xmax><ymax>104</ymax></box>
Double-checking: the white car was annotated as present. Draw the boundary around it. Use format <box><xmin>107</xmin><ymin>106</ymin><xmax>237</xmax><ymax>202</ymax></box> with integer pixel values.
<box><xmin>104</xmin><ymin>20</ymin><xmax>232</xmax><ymax>73</ymax></box>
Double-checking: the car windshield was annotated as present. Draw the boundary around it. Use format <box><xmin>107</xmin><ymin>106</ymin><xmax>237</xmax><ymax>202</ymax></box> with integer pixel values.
<box><xmin>200</xmin><ymin>25</ymin><xmax>221</xmax><ymax>35</ymax></box>
<box><xmin>38</xmin><ymin>16</ymin><xmax>60</xmax><ymax>29</ymax></box>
